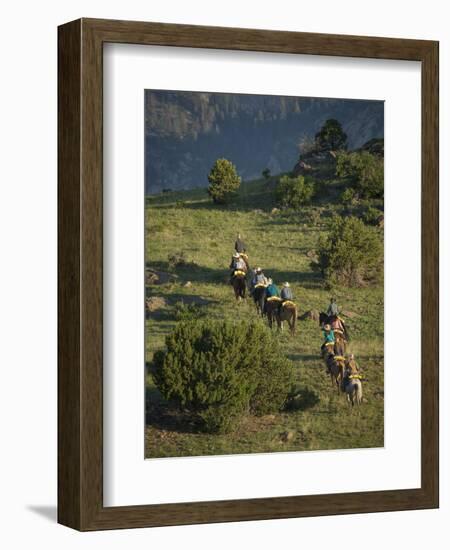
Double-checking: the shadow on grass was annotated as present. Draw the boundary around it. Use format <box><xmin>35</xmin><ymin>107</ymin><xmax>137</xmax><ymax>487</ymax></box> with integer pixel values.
<box><xmin>145</xmin><ymin>384</ymin><xmax>202</xmax><ymax>435</ymax></box>
<box><xmin>146</xmin><ymin>405</ymin><xmax>204</xmax><ymax>435</ymax></box>
<box><xmin>261</xmin><ymin>268</ymin><xmax>323</xmax><ymax>290</ymax></box>
<box><xmin>285</xmin><ymin>387</ymin><xmax>320</xmax><ymax>412</ymax></box>
<box><xmin>148</xmin><ymin>198</ymin><xmax>273</xmax><ymax>213</ymax></box>
<box><xmin>146</xmin><ymin>291</ymin><xmax>218</xmax><ymax>307</ymax></box>
<box><xmin>287</xmin><ymin>353</ymin><xmax>322</xmax><ymax>363</ymax></box>
<box><xmin>147</xmin><ymin>260</ymin><xmax>228</xmax><ymax>284</ymax></box>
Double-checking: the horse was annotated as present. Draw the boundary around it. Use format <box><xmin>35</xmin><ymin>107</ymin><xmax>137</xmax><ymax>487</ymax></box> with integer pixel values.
<box><xmin>334</xmin><ymin>333</ymin><xmax>346</xmax><ymax>356</ymax></box>
<box><xmin>231</xmin><ymin>270</ymin><xmax>247</xmax><ymax>301</ymax></box>
<box><xmin>319</xmin><ymin>312</ymin><xmax>349</xmax><ymax>342</ymax></box>
<box><xmin>321</xmin><ymin>341</ymin><xmax>336</xmax><ymax>361</ymax></box>
<box><xmin>275</xmin><ymin>301</ymin><xmax>298</xmax><ymax>335</ymax></box>
<box><xmin>252</xmin><ymin>284</ymin><xmax>267</xmax><ymax>316</ymax></box>
<box><xmin>319</xmin><ymin>311</ymin><xmax>330</xmax><ymax>327</ymax></box>
<box><xmin>325</xmin><ymin>353</ymin><xmax>346</xmax><ymax>393</ymax></box>
<box><xmin>320</xmin><ymin>337</ymin><xmax>345</xmax><ymax>357</ymax></box>
<box><xmin>265</xmin><ymin>296</ymin><xmax>283</xmax><ymax>329</ymax></box>
<box><xmin>342</xmin><ymin>374</ymin><xmax>363</xmax><ymax>406</ymax></box>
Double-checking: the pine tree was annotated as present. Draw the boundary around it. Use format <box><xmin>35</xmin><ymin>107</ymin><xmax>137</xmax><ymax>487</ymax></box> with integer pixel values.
<box><xmin>315</xmin><ymin>118</ymin><xmax>348</xmax><ymax>152</ymax></box>
<box><xmin>207</xmin><ymin>158</ymin><xmax>241</xmax><ymax>204</ymax></box>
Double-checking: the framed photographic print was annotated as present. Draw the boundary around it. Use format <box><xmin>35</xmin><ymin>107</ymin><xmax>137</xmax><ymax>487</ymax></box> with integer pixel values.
<box><xmin>58</xmin><ymin>18</ymin><xmax>439</xmax><ymax>530</ymax></box>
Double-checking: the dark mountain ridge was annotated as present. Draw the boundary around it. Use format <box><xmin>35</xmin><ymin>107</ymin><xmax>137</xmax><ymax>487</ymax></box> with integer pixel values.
<box><xmin>145</xmin><ymin>90</ymin><xmax>384</xmax><ymax>194</ymax></box>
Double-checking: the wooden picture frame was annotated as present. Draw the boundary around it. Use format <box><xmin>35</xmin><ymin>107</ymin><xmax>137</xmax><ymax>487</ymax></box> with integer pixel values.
<box><xmin>58</xmin><ymin>18</ymin><xmax>439</xmax><ymax>531</ymax></box>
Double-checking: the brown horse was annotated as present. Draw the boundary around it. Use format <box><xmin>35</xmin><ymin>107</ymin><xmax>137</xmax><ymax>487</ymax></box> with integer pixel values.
<box><xmin>276</xmin><ymin>301</ymin><xmax>298</xmax><ymax>334</ymax></box>
<box><xmin>321</xmin><ymin>341</ymin><xmax>336</xmax><ymax>361</ymax></box>
<box><xmin>325</xmin><ymin>353</ymin><xmax>346</xmax><ymax>393</ymax></box>
<box><xmin>334</xmin><ymin>332</ymin><xmax>346</xmax><ymax>356</ymax></box>
<box><xmin>231</xmin><ymin>270</ymin><xmax>247</xmax><ymax>301</ymax></box>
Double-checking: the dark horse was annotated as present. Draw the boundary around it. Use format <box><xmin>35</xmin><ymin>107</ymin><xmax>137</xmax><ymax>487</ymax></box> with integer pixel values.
<box><xmin>231</xmin><ymin>271</ymin><xmax>247</xmax><ymax>301</ymax></box>
<box><xmin>252</xmin><ymin>285</ymin><xmax>267</xmax><ymax>316</ymax></box>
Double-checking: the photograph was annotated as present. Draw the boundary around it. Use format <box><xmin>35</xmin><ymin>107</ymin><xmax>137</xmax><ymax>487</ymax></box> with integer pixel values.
<box><xmin>144</xmin><ymin>90</ymin><xmax>385</xmax><ymax>459</ymax></box>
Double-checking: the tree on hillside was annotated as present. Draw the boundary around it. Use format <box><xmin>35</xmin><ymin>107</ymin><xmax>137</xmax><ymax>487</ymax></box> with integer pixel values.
<box><xmin>317</xmin><ymin>216</ymin><xmax>383</xmax><ymax>287</ymax></box>
<box><xmin>207</xmin><ymin>158</ymin><xmax>241</xmax><ymax>204</ymax></box>
<box><xmin>262</xmin><ymin>168</ymin><xmax>271</xmax><ymax>180</ymax></box>
<box><xmin>315</xmin><ymin>118</ymin><xmax>348</xmax><ymax>152</ymax></box>
<box><xmin>151</xmin><ymin>320</ymin><xmax>294</xmax><ymax>434</ymax></box>
<box><xmin>336</xmin><ymin>150</ymin><xmax>384</xmax><ymax>199</ymax></box>
<box><xmin>275</xmin><ymin>175</ymin><xmax>315</xmax><ymax>209</ymax></box>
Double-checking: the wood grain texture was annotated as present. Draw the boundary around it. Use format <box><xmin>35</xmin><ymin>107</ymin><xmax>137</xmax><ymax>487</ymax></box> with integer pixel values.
<box><xmin>58</xmin><ymin>18</ymin><xmax>439</xmax><ymax>531</ymax></box>
<box><xmin>57</xmin><ymin>19</ymin><xmax>82</xmax><ymax>530</ymax></box>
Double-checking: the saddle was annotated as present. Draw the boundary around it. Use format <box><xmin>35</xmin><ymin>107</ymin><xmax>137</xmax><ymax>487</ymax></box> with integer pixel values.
<box><xmin>282</xmin><ymin>300</ymin><xmax>296</xmax><ymax>308</ymax></box>
<box><xmin>266</xmin><ymin>296</ymin><xmax>282</xmax><ymax>302</ymax></box>
<box><xmin>233</xmin><ymin>270</ymin><xmax>246</xmax><ymax>277</ymax></box>
<box><xmin>254</xmin><ymin>283</ymin><xmax>267</xmax><ymax>289</ymax></box>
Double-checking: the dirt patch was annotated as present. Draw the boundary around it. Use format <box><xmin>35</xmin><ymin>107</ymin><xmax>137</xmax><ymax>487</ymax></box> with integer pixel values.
<box><xmin>146</xmin><ymin>296</ymin><xmax>167</xmax><ymax>312</ymax></box>
<box><xmin>299</xmin><ymin>309</ymin><xmax>320</xmax><ymax>322</ymax></box>
<box><xmin>146</xmin><ymin>269</ymin><xmax>178</xmax><ymax>285</ymax></box>
<box><xmin>341</xmin><ymin>310</ymin><xmax>360</xmax><ymax>319</ymax></box>
<box><xmin>168</xmin><ymin>295</ymin><xmax>212</xmax><ymax>307</ymax></box>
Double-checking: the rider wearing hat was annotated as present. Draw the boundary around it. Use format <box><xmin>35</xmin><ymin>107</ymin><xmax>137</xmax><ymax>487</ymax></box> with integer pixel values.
<box><xmin>234</xmin><ymin>233</ymin><xmax>246</xmax><ymax>254</ymax></box>
<box><xmin>253</xmin><ymin>267</ymin><xmax>267</xmax><ymax>285</ymax></box>
<box><xmin>250</xmin><ymin>267</ymin><xmax>267</xmax><ymax>293</ymax></box>
<box><xmin>345</xmin><ymin>353</ymin><xmax>359</xmax><ymax>375</ymax></box>
<box><xmin>230</xmin><ymin>252</ymin><xmax>246</xmax><ymax>271</ymax></box>
<box><xmin>280</xmin><ymin>282</ymin><xmax>294</xmax><ymax>302</ymax></box>
<box><xmin>322</xmin><ymin>323</ymin><xmax>335</xmax><ymax>350</ymax></box>
<box><xmin>229</xmin><ymin>252</ymin><xmax>247</xmax><ymax>283</ymax></box>
<box><xmin>265</xmin><ymin>277</ymin><xmax>280</xmax><ymax>299</ymax></box>
<box><xmin>327</xmin><ymin>297</ymin><xmax>340</xmax><ymax>318</ymax></box>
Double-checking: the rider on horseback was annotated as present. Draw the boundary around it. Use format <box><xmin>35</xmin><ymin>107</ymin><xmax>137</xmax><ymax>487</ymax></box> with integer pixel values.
<box><xmin>265</xmin><ymin>278</ymin><xmax>280</xmax><ymax>299</ymax></box>
<box><xmin>234</xmin><ymin>233</ymin><xmax>246</xmax><ymax>254</ymax></box>
<box><xmin>327</xmin><ymin>297</ymin><xmax>339</xmax><ymax>318</ymax></box>
<box><xmin>345</xmin><ymin>353</ymin><xmax>359</xmax><ymax>375</ymax></box>
<box><xmin>322</xmin><ymin>324</ymin><xmax>336</xmax><ymax>373</ymax></box>
<box><xmin>280</xmin><ymin>282</ymin><xmax>294</xmax><ymax>302</ymax></box>
<box><xmin>250</xmin><ymin>267</ymin><xmax>267</xmax><ymax>294</ymax></box>
<box><xmin>322</xmin><ymin>324</ymin><xmax>335</xmax><ymax>344</ymax></box>
<box><xmin>326</xmin><ymin>297</ymin><xmax>349</xmax><ymax>341</ymax></box>
<box><xmin>229</xmin><ymin>252</ymin><xmax>247</xmax><ymax>283</ymax></box>
<box><xmin>230</xmin><ymin>252</ymin><xmax>246</xmax><ymax>271</ymax></box>
<box><xmin>264</xmin><ymin>278</ymin><xmax>281</xmax><ymax>315</ymax></box>
<box><xmin>342</xmin><ymin>353</ymin><xmax>362</xmax><ymax>393</ymax></box>
<box><xmin>321</xmin><ymin>323</ymin><xmax>335</xmax><ymax>351</ymax></box>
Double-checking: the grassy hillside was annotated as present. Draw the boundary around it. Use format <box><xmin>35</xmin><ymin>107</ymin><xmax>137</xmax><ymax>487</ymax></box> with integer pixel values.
<box><xmin>145</xmin><ymin>176</ymin><xmax>384</xmax><ymax>458</ymax></box>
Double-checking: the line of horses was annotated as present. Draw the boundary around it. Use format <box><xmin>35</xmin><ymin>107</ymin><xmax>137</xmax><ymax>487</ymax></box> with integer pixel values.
<box><xmin>230</xmin><ymin>255</ymin><xmax>363</xmax><ymax>406</ymax></box>
<box><xmin>230</xmin><ymin>261</ymin><xmax>297</xmax><ymax>334</ymax></box>
<box><xmin>319</xmin><ymin>315</ymin><xmax>363</xmax><ymax>406</ymax></box>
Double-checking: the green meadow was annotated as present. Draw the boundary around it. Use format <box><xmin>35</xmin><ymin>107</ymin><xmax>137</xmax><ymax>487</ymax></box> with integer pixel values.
<box><xmin>145</xmin><ymin>176</ymin><xmax>384</xmax><ymax>458</ymax></box>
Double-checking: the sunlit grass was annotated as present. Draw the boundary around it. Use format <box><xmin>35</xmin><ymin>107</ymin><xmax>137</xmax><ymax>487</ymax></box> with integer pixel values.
<box><xmin>145</xmin><ymin>177</ymin><xmax>384</xmax><ymax>457</ymax></box>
